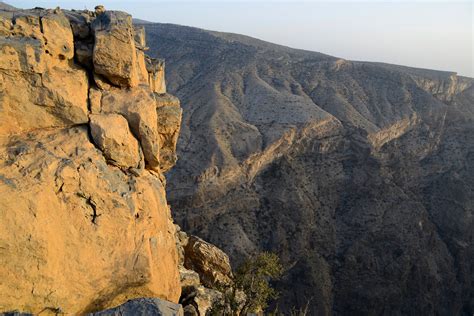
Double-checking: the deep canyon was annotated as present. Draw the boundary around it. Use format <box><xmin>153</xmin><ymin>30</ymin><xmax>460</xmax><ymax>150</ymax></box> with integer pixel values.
<box><xmin>0</xmin><ymin>2</ymin><xmax>472</xmax><ymax>315</ymax></box>
<box><xmin>143</xmin><ymin>22</ymin><xmax>474</xmax><ymax>315</ymax></box>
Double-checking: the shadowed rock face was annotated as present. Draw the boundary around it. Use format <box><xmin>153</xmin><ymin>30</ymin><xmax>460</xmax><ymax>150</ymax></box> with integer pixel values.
<box><xmin>142</xmin><ymin>23</ymin><xmax>474</xmax><ymax>315</ymax></box>
<box><xmin>0</xmin><ymin>7</ymin><xmax>183</xmax><ymax>314</ymax></box>
<box><xmin>183</xmin><ymin>235</ymin><xmax>233</xmax><ymax>289</ymax></box>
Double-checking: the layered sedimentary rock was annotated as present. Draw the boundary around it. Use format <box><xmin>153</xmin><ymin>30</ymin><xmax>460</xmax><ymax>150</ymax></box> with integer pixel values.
<box><xmin>142</xmin><ymin>23</ymin><xmax>474</xmax><ymax>315</ymax></box>
<box><xmin>0</xmin><ymin>6</ymin><xmax>182</xmax><ymax>314</ymax></box>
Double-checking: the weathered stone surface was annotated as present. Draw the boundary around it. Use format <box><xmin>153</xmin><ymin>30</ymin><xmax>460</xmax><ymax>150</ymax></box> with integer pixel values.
<box><xmin>75</xmin><ymin>40</ymin><xmax>94</xmax><ymax>69</ymax></box>
<box><xmin>40</xmin><ymin>11</ymin><xmax>74</xmax><ymax>60</ymax></box>
<box><xmin>180</xmin><ymin>286</ymin><xmax>222</xmax><ymax>316</ymax></box>
<box><xmin>184</xmin><ymin>236</ymin><xmax>233</xmax><ymax>288</ymax></box>
<box><xmin>64</xmin><ymin>10</ymin><xmax>92</xmax><ymax>39</ymax></box>
<box><xmin>101</xmin><ymin>87</ymin><xmax>162</xmax><ymax>170</ymax></box>
<box><xmin>146</xmin><ymin>56</ymin><xmax>166</xmax><ymax>94</ymax></box>
<box><xmin>98</xmin><ymin>87</ymin><xmax>182</xmax><ymax>172</ymax></box>
<box><xmin>157</xmin><ymin>104</ymin><xmax>182</xmax><ymax>135</ymax></box>
<box><xmin>0</xmin><ymin>5</ymin><xmax>182</xmax><ymax>314</ymax></box>
<box><xmin>0</xmin><ymin>312</ymin><xmax>33</xmax><ymax>316</ymax></box>
<box><xmin>146</xmin><ymin>24</ymin><xmax>474</xmax><ymax>315</ymax></box>
<box><xmin>90</xmin><ymin>298</ymin><xmax>183</xmax><ymax>316</ymax></box>
<box><xmin>0</xmin><ymin>16</ymin><xmax>12</xmax><ymax>36</ymax></box>
<box><xmin>89</xmin><ymin>86</ymin><xmax>102</xmax><ymax>114</ymax></box>
<box><xmin>40</xmin><ymin>64</ymin><xmax>89</xmax><ymax>123</ymax></box>
<box><xmin>157</xmin><ymin>102</ymin><xmax>182</xmax><ymax>172</ymax></box>
<box><xmin>93</xmin><ymin>72</ymin><xmax>113</xmax><ymax>90</ymax></box>
<box><xmin>175</xmin><ymin>224</ymin><xmax>189</xmax><ymax>265</ymax></box>
<box><xmin>133</xmin><ymin>26</ymin><xmax>147</xmax><ymax>49</ymax></box>
<box><xmin>0</xmin><ymin>10</ymin><xmax>89</xmax><ymax>135</ymax></box>
<box><xmin>94</xmin><ymin>5</ymin><xmax>106</xmax><ymax>16</ymax></box>
<box><xmin>0</xmin><ymin>128</ymin><xmax>181</xmax><ymax>314</ymax></box>
<box><xmin>155</xmin><ymin>93</ymin><xmax>180</xmax><ymax>108</ymax></box>
<box><xmin>92</xmin><ymin>11</ymin><xmax>138</xmax><ymax>88</ymax></box>
<box><xmin>10</xmin><ymin>14</ymin><xmax>42</xmax><ymax>38</ymax></box>
<box><xmin>136</xmin><ymin>49</ymin><xmax>149</xmax><ymax>84</ymax></box>
<box><xmin>194</xmin><ymin>287</ymin><xmax>223</xmax><ymax>316</ymax></box>
<box><xmin>89</xmin><ymin>114</ymin><xmax>141</xmax><ymax>168</ymax></box>
<box><xmin>182</xmin><ymin>304</ymin><xmax>198</xmax><ymax>316</ymax></box>
<box><xmin>179</xmin><ymin>267</ymin><xmax>201</xmax><ymax>289</ymax></box>
<box><xmin>127</xmin><ymin>99</ymin><xmax>161</xmax><ymax>170</ymax></box>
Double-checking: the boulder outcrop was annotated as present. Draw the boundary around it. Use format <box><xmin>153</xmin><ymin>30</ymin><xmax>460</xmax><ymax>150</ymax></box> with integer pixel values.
<box><xmin>89</xmin><ymin>298</ymin><xmax>183</xmax><ymax>316</ymax></box>
<box><xmin>0</xmin><ymin>5</ymin><xmax>182</xmax><ymax>314</ymax></box>
<box><xmin>174</xmin><ymin>227</ymin><xmax>234</xmax><ymax>315</ymax></box>
<box><xmin>91</xmin><ymin>10</ymin><xmax>139</xmax><ymax>87</ymax></box>
<box><xmin>184</xmin><ymin>236</ymin><xmax>233</xmax><ymax>289</ymax></box>
<box><xmin>146</xmin><ymin>56</ymin><xmax>167</xmax><ymax>94</ymax></box>
<box><xmin>89</xmin><ymin>114</ymin><xmax>141</xmax><ymax>168</ymax></box>
<box><xmin>0</xmin><ymin>9</ymin><xmax>89</xmax><ymax>135</ymax></box>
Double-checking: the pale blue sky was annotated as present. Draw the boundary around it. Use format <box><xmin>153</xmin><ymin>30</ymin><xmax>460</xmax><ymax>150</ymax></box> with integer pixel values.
<box><xmin>7</xmin><ymin>0</ymin><xmax>473</xmax><ymax>77</ymax></box>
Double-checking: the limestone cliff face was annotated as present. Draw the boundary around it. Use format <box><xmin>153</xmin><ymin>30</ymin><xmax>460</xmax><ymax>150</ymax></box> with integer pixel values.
<box><xmin>0</xmin><ymin>6</ymin><xmax>182</xmax><ymax>314</ymax></box>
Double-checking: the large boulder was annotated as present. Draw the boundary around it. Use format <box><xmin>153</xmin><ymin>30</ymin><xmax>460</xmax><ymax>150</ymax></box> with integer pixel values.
<box><xmin>157</xmin><ymin>101</ymin><xmax>182</xmax><ymax>172</ymax></box>
<box><xmin>90</xmin><ymin>298</ymin><xmax>183</xmax><ymax>316</ymax></box>
<box><xmin>0</xmin><ymin>10</ymin><xmax>89</xmax><ymax>136</ymax></box>
<box><xmin>0</xmin><ymin>127</ymin><xmax>181</xmax><ymax>313</ymax></box>
<box><xmin>100</xmin><ymin>87</ymin><xmax>161</xmax><ymax>171</ymax></box>
<box><xmin>89</xmin><ymin>114</ymin><xmax>141</xmax><ymax>169</ymax></box>
<box><xmin>127</xmin><ymin>99</ymin><xmax>161</xmax><ymax>170</ymax></box>
<box><xmin>91</xmin><ymin>11</ymin><xmax>138</xmax><ymax>87</ymax></box>
<box><xmin>0</xmin><ymin>5</ymin><xmax>182</xmax><ymax>314</ymax></box>
<box><xmin>184</xmin><ymin>236</ymin><xmax>233</xmax><ymax>288</ymax></box>
<box><xmin>180</xmin><ymin>286</ymin><xmax>222</xmax><ymax>316</ymax></box>
<box><xmin>179</xmin><ymin>267</ymin><xmax>201</xmax><ymax>289</ymax></box>
<box><xmin>40</xmin><ymin>11</ymin><xmax>75</xmax><ymax>60</ymax></box>
<box><xmin>97</xmin><ymin>88</ymin><xmax>182</xmax><ymax>172</ymax></box>
<box><xmin>146</xmin><ymin>56</ymin><xmax>166</xmax><ymax>94</ymax></box>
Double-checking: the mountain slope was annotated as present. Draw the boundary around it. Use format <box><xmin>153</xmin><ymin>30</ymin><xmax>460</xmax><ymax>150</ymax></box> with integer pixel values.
<box><xmin>141</xmin><ymin>22</ymin><xmax>474</xmax><ymax>315</ymax></box>
<box><xmin>0</xmin><ymin>1</ymin><xmax>16</xmax><ymax>11</ymax></box>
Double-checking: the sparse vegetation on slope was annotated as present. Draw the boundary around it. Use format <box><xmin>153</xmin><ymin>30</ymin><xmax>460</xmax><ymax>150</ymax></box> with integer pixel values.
<box><xmin>141</xmin><ymin>22</ymin><xmax>474</xmax><ymax>315</ymax></box>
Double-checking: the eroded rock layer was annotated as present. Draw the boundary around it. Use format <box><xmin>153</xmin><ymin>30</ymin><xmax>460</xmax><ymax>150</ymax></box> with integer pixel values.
<box><xmin>0</xmin><ymin>6</ymin><xmax>182</xmax><ymax>314</ymax></box>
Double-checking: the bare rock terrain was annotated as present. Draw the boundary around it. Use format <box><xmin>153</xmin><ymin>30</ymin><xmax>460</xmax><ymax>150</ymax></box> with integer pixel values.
<box><xmin>0</xmin><ymin>6</ymin><xmax>183</xmax><ymax>314</ymax></box>
<box><xmin>142</xmin><ymin>23</ymin><xmax>474</xmax><ymax>315</ymax></box>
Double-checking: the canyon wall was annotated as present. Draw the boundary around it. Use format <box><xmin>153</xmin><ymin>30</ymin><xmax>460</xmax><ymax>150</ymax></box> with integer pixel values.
<box><xmin>143</xmin><ymin>23</ymin><xmax>474</xmax><ymax>315</ymax></box>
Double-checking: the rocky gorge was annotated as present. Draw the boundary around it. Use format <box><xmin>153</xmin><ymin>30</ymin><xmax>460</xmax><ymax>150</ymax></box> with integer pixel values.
<box><xmin>142</xmin><ymin>23</ymin><xmax>474</xmax><ymax>315</ymax></box>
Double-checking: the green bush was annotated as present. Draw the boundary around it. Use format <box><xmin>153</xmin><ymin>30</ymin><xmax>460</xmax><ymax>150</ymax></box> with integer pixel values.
<box><xmin>235</xmin><ymin>252</ymin><xmax>284</xmax><ymax>314</ymax></box>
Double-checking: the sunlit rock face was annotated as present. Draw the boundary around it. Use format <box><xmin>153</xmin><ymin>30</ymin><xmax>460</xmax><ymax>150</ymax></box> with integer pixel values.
<box><xmin>143</xmin><ymin>23</ymin><xmax>474</xmax><ymax>315</ymax></box>
<box><xmin>0</xmin><ymin>6</ymin><xmax>182</xmax><ymax>314</ymax></box>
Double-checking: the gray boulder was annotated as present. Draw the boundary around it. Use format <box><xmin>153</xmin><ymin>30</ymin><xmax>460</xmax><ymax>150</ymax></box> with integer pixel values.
<box><xmin>90</xmin><ymin>298</ymin><xmax>183</xmax><ymax>316</ymax></box>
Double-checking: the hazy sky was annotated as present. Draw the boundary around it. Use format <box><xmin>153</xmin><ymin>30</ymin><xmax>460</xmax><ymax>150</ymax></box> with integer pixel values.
<box><xmin>8</xmin><ymin>0</ymin><xmax>473</xmax><ymax>77</ymax></box>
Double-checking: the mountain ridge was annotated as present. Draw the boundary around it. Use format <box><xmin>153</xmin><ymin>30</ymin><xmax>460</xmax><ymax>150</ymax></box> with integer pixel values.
<box><xmin>135</xmin><ymin>20</ymin><xmax>471</xmax><ymax>79</ymax></box>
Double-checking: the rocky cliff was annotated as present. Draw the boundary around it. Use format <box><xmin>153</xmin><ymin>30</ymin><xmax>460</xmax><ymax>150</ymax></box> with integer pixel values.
<box><xmin>0</xmin><ymin>6</ymin><xmax>183</xmax><ymax>314</ymax></box>
<box><xmin>142</xmin><ymin>23</ymin><xmax>474</xmax><ymax>315</ymax></box>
